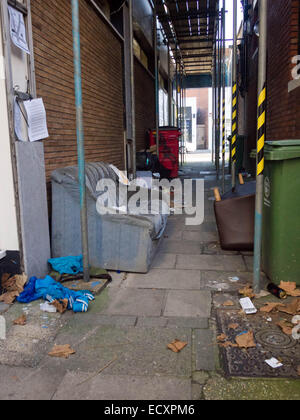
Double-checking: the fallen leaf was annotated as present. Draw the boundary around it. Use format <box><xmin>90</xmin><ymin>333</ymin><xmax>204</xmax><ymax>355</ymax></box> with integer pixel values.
<box><xmin>0</xmin><ymin>291</ymin><xmax>19</xmax><ymax>305</ymax></box>
<box><xmin>278</xmin><ymin>299</ymin><xmax>300</xmax><ymax>316</ymax></box>
<box><xmin>167</xmin><ymin>339</ymin><xmax>188</xmax><ymax>353</ymax></box>
<box><xmin>13</xmin><ymin>314</ymin><xmax>27</xmax><ymax>326</ymax></box>
<box><xmin>239</xmin><ymin>285</ymin><xmax>255</xmax><ymax>299</ymax></box>
<box><xmin>228</xmin><ymin>323</ymin><xmax>239</xmax><ymax>330</ymax></box>
<box><xmin>223</xmin><ymin>300</ymin><xmax>235</xmax><ymax>307</ymax></box>
<box><xmin>260</xmin><ymin>302</ymin><xmax>283</xmax><ymax>313</ymax></box>
<box><xmin>279</xmin><ymin>282</ymin><xmax>300</xmax><ymax>296</ymax></box>
<box><xmin>235</xmin><ymin>331</ymin><xmax>256</xmax><ymax>348</ymax></box>
<box><xmin>276</xmin><ymin>320</ymin><xmax>294</xmax><ymax>336</ymax></box>
<box><xmin>219</xmin><ymin>341</ymin><xmax>238</xmax><ymax>348</ymax></box>
<box><xmin>51</xmin><ymin>299</ymin><xmax>68</xmax><ymax>314</ymax></box>
<box><xmin>217</xmin><ymin>334</ymin><xmax>228</xmax><ymax>342</ymax></box>
<box><xmin>48</xmin><ymin>344</ymin><xmax>76</xmax><ymax>359</ymax></box>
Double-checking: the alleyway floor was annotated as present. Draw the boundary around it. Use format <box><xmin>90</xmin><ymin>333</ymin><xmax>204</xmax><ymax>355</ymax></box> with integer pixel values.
<box><xmin>0</xmin><ymin>158</ymin><xmax>299</xmax><ymax>400</ymax></box>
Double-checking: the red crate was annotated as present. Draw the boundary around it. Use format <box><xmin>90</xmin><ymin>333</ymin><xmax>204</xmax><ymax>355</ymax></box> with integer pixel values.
<box><xmin>149</xmin><ymin>127</ymin><xmax>181</xmax><ymax>178</ymax></box>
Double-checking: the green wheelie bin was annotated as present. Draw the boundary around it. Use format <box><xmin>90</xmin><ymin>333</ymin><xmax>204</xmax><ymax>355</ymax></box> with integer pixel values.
<box><xmin>262</xmin><ymin>140</ymin><xmax>300</xmax><ymax>285</ymax></box>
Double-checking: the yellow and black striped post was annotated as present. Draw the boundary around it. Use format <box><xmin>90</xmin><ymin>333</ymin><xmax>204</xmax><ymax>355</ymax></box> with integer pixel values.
<box><xmin>231</xmin><ymin>82</ymin><xmax>237</xmax><ymax>187</ymax></box>
<box><xmin>257</xmin><ymin>84</ymin><xmax>266</xmax><ymax>176</ymax></box>
<box><xmin>222</xmin><ymin>97</ymin><xmax>226</xmax><ymax>189</ymax></box>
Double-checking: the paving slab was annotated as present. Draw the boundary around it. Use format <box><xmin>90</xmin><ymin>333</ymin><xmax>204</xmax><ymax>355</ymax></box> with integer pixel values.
<box><xmin>151</xmin><ymin>253</ymin><xmax>177</xmax><ymax>269</ymax></box>
<box><xmin>53</xmin><ymin>373</ymin><xmax>192</xmax><ymax>400</ymax></box>
<box><xmin>182</xmin><ymin>230</ymin><xmax>219</xmax><ymax>242</ymax></box>
<box><xmin>0</xmin><ymin>365</ymin><xmax>66</xmax><ymax>400</ymax></box>
<box><xmin>176</xmin><ymin>254</ymin><xmax>247</xmax><ymax>272</ymax></box>
<box><xmin>200</xmin><ymin>271</ymin><xmax>253</xmax><ymax>292</ymax></box>
<box><xmin>159</xmin><ymin>239</ymin><xmax>203</xmax><ymax>255</ymax></box>
<box><xmin>104</xmin><ymin>288</ymin><xmax>166</xmax><ymax>317</ymax></box>
<box><xmin>125</xmin><ymin>269</ymin><xmax>201</xmax><ymax>290</ymax></box>
<box><xmin>164</xmin><ymin>290</ymin><xmax>211</xmax><ymax>318</ymax></box>
<box><xmin>43</xmin><ymin>325</ymin><xmax>193</xmax><ymax>377</ymax></box>
<box><xmin>194</xmin><ymin>329</ymin><xmax>216</xmax><ymax>371</ymax></box>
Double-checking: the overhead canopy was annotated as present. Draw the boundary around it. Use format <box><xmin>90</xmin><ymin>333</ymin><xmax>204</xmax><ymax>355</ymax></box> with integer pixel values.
<box><xmin>156</xmin><ymin>0</ymin><xmax>220</xmax><ymax>75</ymax></box>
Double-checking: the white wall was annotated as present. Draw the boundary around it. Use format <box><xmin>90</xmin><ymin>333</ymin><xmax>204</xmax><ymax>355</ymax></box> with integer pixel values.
<box><xmin>0</xmin><ymin>22</ymin><xmax>19</xmax><ymax>251</ymax></box>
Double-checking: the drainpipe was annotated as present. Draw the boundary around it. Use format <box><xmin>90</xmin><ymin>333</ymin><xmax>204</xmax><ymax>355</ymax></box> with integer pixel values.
<box><xmin>231</xmin><ymin>0</ymin><xmax>238</xmax><ymax>190</ymax></box>
<box><xmin>253</xmin><ymin>0</ymin><xmax>268</xmax><ymax>294</ymax></box>
<box><xmin>71</xmin><ymin>0</ymin><xmax>90</xmax><ymax>282</ymax></box>
<box><xmin>129</xmin><ymin>0</ymin><xmax>137</xmax><ymax>178</ymax></box>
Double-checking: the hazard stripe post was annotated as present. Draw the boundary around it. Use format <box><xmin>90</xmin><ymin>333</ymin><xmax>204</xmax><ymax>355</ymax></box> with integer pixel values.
<box><xmin>231</xmin><ymin>0</ymin><xmax>237</xmax><ymax>189</ymax></box>
<box><xmin>253</xmin><ymin>0</ymin><xmax>268</xmax><ymax>294</ymax></box>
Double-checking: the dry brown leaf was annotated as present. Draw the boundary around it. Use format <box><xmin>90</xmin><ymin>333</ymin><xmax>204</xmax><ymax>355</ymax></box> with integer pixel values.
<box><xmin>260</xmin><ymin>302</ymin><xmax>283</xmax><ymax>313</ymax></box>
<box><xmin>235</xmin><ymin>331</ymin><xmax>256</xmax><ymax>348</ymax></box>
<box><xmin>48</xmin><ymin>344</ymin><xmax>76</xmax><ymax>359</ymax></box>
<box><xmin>228</xmin><ymin>323</ymin><xmax>239</xmax><ymax>330</ymax></box>
<box><xmin>279</xmin><ymin>281</ymin><xmax>300</xmax><ymax>297</ymax></box>
<box><xmin>13</xmin><ymin>314</ymin><xmax>27</xmax><ymax>326</ymax></box>
<box><xmin>239</xmin><ymin>285</ymin><xmax>255</xmax><ymax>299</ymax></box>
<box><xmin>167</xmin><ymin>339</ymin><xmax>188</xmax><ymax>353</ymax></box>
<box><xmin>51</xmin><ymin>299</ymin><xmax>68</xmax><ymax>314</ymax></box>
<box><xmin>219</xmin><ymin>341</ymin><xmax>238</xmax><ymax>348</ymax></box>
<box><xmin>278</xmin><ymin>299</ymin><xmax>300</xmax><ymax>316</ymax></box>
<box><xmin>0</xmin><ymin>291</ymin><xmax>19</xmax><ymax>305</ymax></box>
<box><xmin>223</xmin><ymin>301</ymin><xmax>234</xmax><ymax>307</ymax></box>
<box><xmin>217</xmin><ymin>334</ymin><xmax>228</xmax><ymax>342</ymax></box>
<box><xmin>276</xmin><ymin>320</ymin><xmax>293</xmax><ymax>336</ymax></box>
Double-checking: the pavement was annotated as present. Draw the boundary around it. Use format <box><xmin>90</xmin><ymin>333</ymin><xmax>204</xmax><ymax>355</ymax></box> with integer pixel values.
<box><xmin>0</xmin><ymin>158</ymin><xmax>299</xmax><ymax>400</ymax></box>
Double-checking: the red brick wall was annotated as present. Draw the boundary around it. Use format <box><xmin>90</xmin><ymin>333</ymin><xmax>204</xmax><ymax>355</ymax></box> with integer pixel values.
<box><xmin>266</xmin><ymin>0</ymin><xmax>300</xmax><ymax>140</ymax></box>
<box><xmin>134</xmin><ymin>58</ymin><xmax>156</xmax><ymax>151</ymax></box>
<box><xmin>31</xmin><ymin>0</ymin><xmax>125</xmax><ymax>198</ymax></box>
<box><xmin>243</xmin><ymin>0</ymin><xmax>300</xmax><ymax>169</ymax></box>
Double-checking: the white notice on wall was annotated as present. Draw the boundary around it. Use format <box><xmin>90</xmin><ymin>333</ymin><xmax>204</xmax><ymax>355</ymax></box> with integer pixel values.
<box><xmin>23</xmin><ymin>98</ymin><xmax>49</xmax><ymax>142</ymax></box>
<box><xmin>8</xmin><ymin>6</ymin><xmax>30</xmax><ymax>55</ymax></box>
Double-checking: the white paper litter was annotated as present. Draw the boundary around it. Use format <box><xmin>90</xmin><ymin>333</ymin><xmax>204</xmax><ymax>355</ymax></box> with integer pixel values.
<box><xmin>239</xmin><ymin>297</ymin><xmax>257</xmax><ymax>314</ymax></box>
<box><xmin>265</xmin><ymin>358</ymin><xmax>283</xmax><ymax>369</ymax></box>
<box><xmin>40</xmin><ymin>302</ymin><xmax>57</xmax><ymax>313</ymax></box>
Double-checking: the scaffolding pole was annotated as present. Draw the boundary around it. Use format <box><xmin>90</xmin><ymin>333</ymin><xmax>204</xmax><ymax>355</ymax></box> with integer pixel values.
<box><xmin>71</xmin><ymin>0</ymin><xmax>90</xmax><ymax>282</ymax></box>
<box><xmin>231</xmin><ymin>0</ymin><xmax>238</xmax><ymax>190</ymax></box>
<box><xmin>222</xmin><ymin>3</ymin><xmax>226</xmax><ymax>193</ymax></box>
<box><xmin>253</xmin><ymin>0</ymin><xmax>268</xmax><ymax>294</ymax></box>
<box><xmin>154</xmin><ymin>4</ymin><xmax>160</xmax><ymax>158</ymax></box>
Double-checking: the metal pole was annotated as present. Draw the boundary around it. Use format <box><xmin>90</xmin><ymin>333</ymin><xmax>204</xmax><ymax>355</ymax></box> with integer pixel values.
<box><xmin>71</xmin><ymin>0</ymin><xmax>90</xmax><ymax>282</ymax></box>
<box><xmin>217</xmin><ymin>14</ymin><xmax>222</xmax><ymax>180</ymax></box>
<box><xmin>222</xmin><ymin>3</ymin><xmax>226</xmax><ymax>193</ymax></box>
<box><xmin>154</xmin><ymin>5</ymin><xmax>160</xmax><ymax>158</ymax></box>
<box><xmin>212</xmin><ymin>45</ymin><xmax>216</xmax><ymax>163</ymax></box>
<box><xmin>231</xmin><ymin>0</ymin><xmax>238</xmax><ymax>190</ymax></box>
<box><xmin>168</xmin><ymin>42</ymin><xmax>172</xmax><ymax>126</ymax></box>
<box><xmin>253</xmin><ymin>0</ymin><xmax>268</xmax><ymax>294</ymax></box>
<box><xmin>129</xmin><ymin>0</ymin><xmax>136</xmax><ymax>178</ymax></box>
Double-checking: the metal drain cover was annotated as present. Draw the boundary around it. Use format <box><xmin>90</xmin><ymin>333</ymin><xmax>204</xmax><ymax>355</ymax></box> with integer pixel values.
<box><xmin>255</xmin><ymin>329</ymin><xmax>296</xmax><ymax>350</ymax></box>
<box><xmin>217</xmin><ymin>309</ymin><xmax>300</xmax><ymax>378</ymax></box>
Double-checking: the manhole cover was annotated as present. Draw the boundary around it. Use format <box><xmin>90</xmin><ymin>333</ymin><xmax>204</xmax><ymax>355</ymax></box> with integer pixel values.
<box><xmin>217</xmin><ymin>309</ymin><xmax>300</xmax><ymax>378</ymax></box>
<box><xmin>255</xmin><ymin>329</ymin><xmax>296</xmax><ymax>350</ymax></box>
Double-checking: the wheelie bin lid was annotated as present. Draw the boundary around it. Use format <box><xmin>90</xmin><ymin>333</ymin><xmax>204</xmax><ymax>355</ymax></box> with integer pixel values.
<box><xmin>264</xmin><ymin>140</ymin><xmax>300</xmax><ymax>161</ymax></box>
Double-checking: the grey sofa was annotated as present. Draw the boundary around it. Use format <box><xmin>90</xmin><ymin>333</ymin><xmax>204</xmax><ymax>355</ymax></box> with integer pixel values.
<box><xmin>51</xmin><ymin>162</ymin><xmax>168</xmax><ymax>273</ymax></box>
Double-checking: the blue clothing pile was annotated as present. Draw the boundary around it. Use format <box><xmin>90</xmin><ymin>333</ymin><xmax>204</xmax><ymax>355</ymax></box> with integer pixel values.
<box><xmin>48</xmin><ymin>255</ymin><xmax>83</xmax><ymax>275</ymax></box>
<box><xmin>17</xmin><ymin>275</ymin><xmax>94</xmax><ymax>313</ymax></box>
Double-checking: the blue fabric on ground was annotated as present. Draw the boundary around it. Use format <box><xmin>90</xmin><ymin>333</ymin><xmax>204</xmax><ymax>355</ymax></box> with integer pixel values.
<box><xmin>17</xmin><ymin>277</ymin><xmax>44</xmax><ymax>303</ymax></box>
<box><xmin>17</xmin><ymin>275</ymin><xmax>94</xmax><ymax>313</ymax></box>
<box><xmin>48</xmin><ymin>255</ymin><xmax>83</xmax><ymax>275</ymax></box>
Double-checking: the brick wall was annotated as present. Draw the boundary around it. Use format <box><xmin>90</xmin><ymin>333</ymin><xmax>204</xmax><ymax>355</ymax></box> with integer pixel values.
<box><xmin>266</xmin><ymin>0</ymin><xmax>300</xmax><ymax>140</ymax></box>
<box><xmin>134</xmin><ymin>58</ymin><xmax>156</xmax><ymax>151</ymax></box>
<box><xmin>242</xmin><ymin>0</ymin><xmax>300</xmax><ymax>171</ymax></box>
<box><xmin>31</xmin><ymin>0</ymin><xmax>125</xmax><ymax>202</ymax></box>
